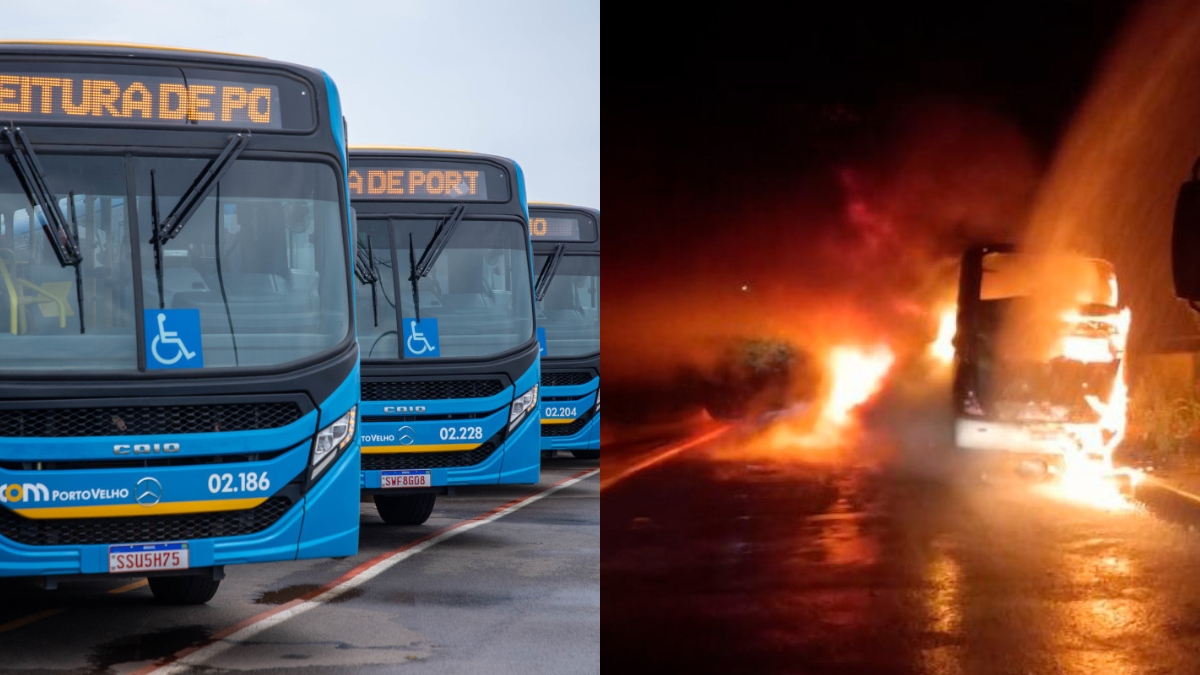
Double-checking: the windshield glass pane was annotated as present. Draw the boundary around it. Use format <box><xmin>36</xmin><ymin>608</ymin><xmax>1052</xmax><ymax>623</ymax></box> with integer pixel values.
<box><xmin>135</xmin><ymin>158</ymin><xmax>349</xmax><ymax>368</ymax></box>
<box><xmin>981</xmin><ymin>252</ymin><xmax>1117</xmax><ymax>306</ymax></box>
<box><xmin>535</xmin><ymin>253</ymin><xmax>599</xmax><ymax>357</ymax></box>
<box><xmin>355</xmin><ymin>219</ymin><xmax>399</xmax><ymax>359</ymax></box>
<box><xmin>362</xmin><ymin>218</ymin><xmax>533</xmax><ymax>359</ymax></box>
<box><xmin>0</xmin><ymin>155</ymin><xmax>136</xmax><ymax>371</ymax></box>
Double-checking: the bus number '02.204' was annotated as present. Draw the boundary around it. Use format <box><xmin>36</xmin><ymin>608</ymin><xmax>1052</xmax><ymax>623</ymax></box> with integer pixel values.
<box><xmin>207</xmin><ymin>472</ymin><xmax>271</xmax><ymax>494</ymax></box>
<box><xmin>544</xmin><ymin>407</ymin><xmax>578</xmax><ymax>418</ymax></box>
<box><xmin>439</xmin><ymin>426</ymin><xmax>483</xmax><ymax>441</ymax></box>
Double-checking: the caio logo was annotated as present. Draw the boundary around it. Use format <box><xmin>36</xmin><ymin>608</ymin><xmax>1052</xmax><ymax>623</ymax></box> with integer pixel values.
<box><xmin>113</xmin><ymin>442</ymin><xmax>181</xmax><ymax>456</ymax></box>
<box><xmin>0</xmin><ymin>482</ymin><xmax>50</xmax><ymax>503</ymax></box>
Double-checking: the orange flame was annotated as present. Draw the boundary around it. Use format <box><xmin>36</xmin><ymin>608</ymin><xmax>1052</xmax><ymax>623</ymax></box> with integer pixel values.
<box><xmin>930</xmin><ymin>307</ymin><xmax>957</xmax><ymax>364</ymax></box>
<box><xmin>1040</xmin><ymin>307</ymin><xmax>1140</xmax><ymax>510</ymax></box>
<box><xmin>824</xmin><ymin>346</ymin><xmax>896</xmax><ymax>426</ymax></box>
<box><xmin>759</xmin><ymin>344</ymin><xmax>895</xmax><ymax>455</ymax></box>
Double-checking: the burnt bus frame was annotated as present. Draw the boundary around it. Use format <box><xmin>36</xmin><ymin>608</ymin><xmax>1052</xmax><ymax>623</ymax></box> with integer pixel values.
<box><xmin>0</xmin><ymin>44</ymin><xmax>355</xmax><ymax>409</ymax></box>
<box><xmin>349</xmin><ymin>149</ymin><xmax>539</xmax><ymax>386</ymax></box>
<box><xmin>953</xmin><ymin>243</ymin><xmax>1012</xmax><ymax>418</ymax></box>
<box><xmin>531</xmin><ymin>205</ymin><xmax>600</xmax><ymax>378</ymax></box>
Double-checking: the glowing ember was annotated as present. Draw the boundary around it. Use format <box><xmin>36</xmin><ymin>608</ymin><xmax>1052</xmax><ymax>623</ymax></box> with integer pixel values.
<box><xmin>930</xmin><ymin>307</ymin><xmax>957</xmax><ymax>364</ymax></box>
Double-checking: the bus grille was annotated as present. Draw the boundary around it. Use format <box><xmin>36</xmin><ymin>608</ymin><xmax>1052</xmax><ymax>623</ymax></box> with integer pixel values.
<box><xmin>362</xmin><ymin>442</ymin><xmax>498</xmax><ymax>471</ymax></box>
<box><xmin>0</xmin><ymin>497</ymin><xmax>293</xmax><ymax>546</ymax></box>
<box><xmin>0</xmin><ymin>403</ymin><xmax>303</xmax><ymax>437</ymax></box>
<box><xmin>542</xmin><ymin>410</ymin><xmax>595</xmax><ymax>437</ymax></box>
<box><xmin>362</xmin><ymin>380</ymin><xmax>505</xmax><ymax>401</ymax></box>
<box><xmin>540</xmin><ymin>371</ymin><xmax>595</xmax><ymax>387</ymax></box>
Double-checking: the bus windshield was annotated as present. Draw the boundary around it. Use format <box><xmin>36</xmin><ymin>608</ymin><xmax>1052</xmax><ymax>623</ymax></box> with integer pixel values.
<box><xmin>534</xmin><ymin>253</ymin><xmax>599</xmax><ymax>357</ymax></box>
<box><xmin>0</xmin><ymin>154</ymin><xmax>349</xmax><ymax>371</ymax></box>
<box><xmin>356</xmin><ymin>217</ymin><xmax>534</xmax><ymax>359</ymax></box>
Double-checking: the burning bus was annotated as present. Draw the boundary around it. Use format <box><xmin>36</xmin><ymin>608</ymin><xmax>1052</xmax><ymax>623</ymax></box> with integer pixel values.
<box><xmin>951</xmin><ymin>243</ymin><xmax>1130</xmax><ymax>477</ymax></box>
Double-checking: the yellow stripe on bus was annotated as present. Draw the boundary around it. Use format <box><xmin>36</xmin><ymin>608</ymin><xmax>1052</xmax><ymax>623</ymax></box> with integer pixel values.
<box><xmin>361</xmin><ymin>443</ymin><xmax>479</xmax><ymax>454</ymax></box>
<box><xmin>0</xmin><ymin>40</ymin><xmax>264</xmax><ymax>58</ymax></box>
<box><xmin>541</xmin><ymin>418</ymin><xmax>577</xmax><ymax>424</ymax></box>
<box><xmin>12</xmin><ymin>497</ymin><xmax>267</xmax><ymax>520</ymax></box>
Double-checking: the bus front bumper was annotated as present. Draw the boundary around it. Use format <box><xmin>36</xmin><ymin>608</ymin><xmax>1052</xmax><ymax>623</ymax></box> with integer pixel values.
<box><xmin>360</xmin><ymin>410</ymin><xmax>542</xmax><ymax>492</ymax></box>
<box><xmin>954</xmin><ymin>417</ymin><xmax>1104</xmax><ymax>456</ymax></box>
<box><xmin>540</xmin><ymin>412</ymin><xmax>600</xmax><ymax>451</ymax></box>
<box><xmin>0</xmin><ymin>447</ymin><xmax>360</xmax><ymax>579</ymax></box>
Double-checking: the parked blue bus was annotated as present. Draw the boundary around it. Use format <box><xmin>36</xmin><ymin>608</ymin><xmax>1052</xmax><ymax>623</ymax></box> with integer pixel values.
<box><xmin>0</xmin><ymin>43</ymin><xmax>360</xmax><ymax>603</ymax></box>
<box><xmin>350</xmin><ymin>148</ymin><xmax>540</xmax><ymax>524</ymax></box>
<box><xmin>530</xmin><ymin>204</ymin><xmax>600</xmax><ymax>459</ymax></box>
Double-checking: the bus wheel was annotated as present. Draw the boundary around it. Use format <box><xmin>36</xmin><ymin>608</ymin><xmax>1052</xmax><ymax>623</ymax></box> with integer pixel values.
<box><xmin>374</xmin><ymin>494</ymin><xmax>436</xmax><ymax>525</ymax></box>
<box><xmin>148</xmin><ymin>575</ymin><xmax>221</xmax><ymax>605</ymax></box>
<box><xmin>571</xmin><ymin>451</ymin><xmax>600</xmax><ymax>460</ymax></box>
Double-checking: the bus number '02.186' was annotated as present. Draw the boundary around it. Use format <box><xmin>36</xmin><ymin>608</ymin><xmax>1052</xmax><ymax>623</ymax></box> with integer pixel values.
<box><xmin>207</xmin><ymin>472</ymin><xmax>271</xmax><ymax>494</ymax></box>
<box><xmin>439</xmin><ymin>426</ymin><xmax>483</xmax><ymax>441</ymax></box>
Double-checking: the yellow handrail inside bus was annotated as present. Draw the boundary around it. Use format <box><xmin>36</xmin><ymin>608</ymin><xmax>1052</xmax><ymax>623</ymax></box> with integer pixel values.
<box><xmin>0</xmin><ymin>252</ymin><xmax>71</xmax><ymax>334</ymax></box>
<box><xmin>0</xmin><ymin>254</ymin><xmax>18</xmax><ymax>335</ymax></box>
<box><xmin>18</xmin><ymin>279</ymin><xmax>68</xmax><ymax>328</ymax></box>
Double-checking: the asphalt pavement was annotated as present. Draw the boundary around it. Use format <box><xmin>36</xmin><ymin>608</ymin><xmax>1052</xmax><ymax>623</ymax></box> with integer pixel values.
<box><xmin>603</xmin><ymin>423</ymin><xmax>1200</xmax><ymax>675</ymax></box>
<box><xmin>0</xmin><ymin>458</ymin><xmax>599</xmax><ymax>675</ymax></box>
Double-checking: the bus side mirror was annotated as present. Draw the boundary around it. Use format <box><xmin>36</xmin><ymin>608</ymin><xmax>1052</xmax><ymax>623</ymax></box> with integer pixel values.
<box><xmin>1172</xmin><ymin>171</ymin><xmax>1200</xmax><ymax>300</ymax></box>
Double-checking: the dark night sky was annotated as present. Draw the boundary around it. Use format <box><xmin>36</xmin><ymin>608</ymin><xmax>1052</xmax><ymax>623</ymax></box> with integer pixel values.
<box><xmin>611</xmin><ymin>1</ymin><xmax>1138</xmax><ymax>233</ymax></box>
<box><xmin>606</xmin><ymin>1</ymin><xmax>1156</xmax><ymax>381</ymax></box>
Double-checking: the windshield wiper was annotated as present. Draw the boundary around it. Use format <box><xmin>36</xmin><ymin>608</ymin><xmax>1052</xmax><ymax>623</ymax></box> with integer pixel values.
<box><xmin>355</xmin><ymin>236</ymin><xmax>380</xmax><ymax>327</ymax></box>
<box><xmin>2</xmin><ymin>127</ymin><xmax>86</xmax><ymax>333</ymax></box>
<box><xmin>535</xmin><ymin>244</ymin><xmax>566</xmax><ymax>302</ymax></box>
<box><xmin>405</xmin><ymin>204</ymin><xmax>466</xmax><ymax>325</ymax></box>
<box><xmin>152</xmin><ymin>132</ymin><xmax>250</xmax><ymax>246</ymax></box>
<box><xmin>412</xmin><ymin>204</ymin><xmax>466</xmax><ymax>279</ymax></box>
<box><xmin>407</xmin><ymin>231</ymin><xmax>421</xmax><ymax>323</ymax></box>
<box><xmin>150</xmin><ymin>170</ymin><xmax>165</xmax><ymax>309</ymax></box>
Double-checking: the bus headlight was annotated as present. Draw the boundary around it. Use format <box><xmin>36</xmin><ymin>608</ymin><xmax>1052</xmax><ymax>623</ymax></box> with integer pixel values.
<box><xmin>311</xmin><ymin>406</ymin><xmax>356</xmax><ymax>479</ymax></box>
<box><xmin>509</xmin><ymin>385</ymin><xmax>539</xmax><ymax>432</ymax></box>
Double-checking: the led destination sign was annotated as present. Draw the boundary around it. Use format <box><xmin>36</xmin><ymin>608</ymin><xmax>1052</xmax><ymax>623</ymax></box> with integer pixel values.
<box><xmin>529</xmin><ymin>213</ymin><xmax>596</xmax><ymax>242</ymax></box>
<box><xmin>349</xmin><ymin>161</ymin><xmax>509</xmax><ymax>201</ymax></box>
<box><xmin>0</xmin><ymin>72</ymin><xmax>281</xmax><ymax>128</ymax></box>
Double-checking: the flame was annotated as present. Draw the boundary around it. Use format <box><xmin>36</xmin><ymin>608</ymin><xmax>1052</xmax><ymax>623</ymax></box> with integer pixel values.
<box><xmin>1039</xmin><ymin>307</ymin><xmax>1141</xmax><ymax>511</ymax></box>
<box><xmin>930</xmin><ymin>307</ymin><xmax>957</xmax><ymax>364</ymax></box>
<box><xmin>824</xmin><ymin>346</ymin><xmax>896</xmax><ymax>425</ymax></box>
<box><xmin>759</xmin><ymin>344</ymin><xmax>895</xmax><ymax>454</ymax></box>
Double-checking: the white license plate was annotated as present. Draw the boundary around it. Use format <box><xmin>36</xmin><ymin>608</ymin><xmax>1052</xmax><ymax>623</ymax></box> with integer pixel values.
<box><xmin>381</xmin><ymin>470</ymin><xmax>432</xmax><ymax>489</ymax></box>
<box><xmin>108</xmin><ymin>542</ymin><xmax>190</xmax><ymax>573</ymax></box>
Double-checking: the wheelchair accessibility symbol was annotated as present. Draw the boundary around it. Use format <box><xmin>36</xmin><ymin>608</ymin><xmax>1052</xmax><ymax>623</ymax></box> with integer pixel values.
<box><xmin>403</xmin><ymin>318</ymin><xmax>440</xmax><ymax>358</ymax></box>
<box><xmin>143</xmin><ymin>309</ymin><xmax>204</xmax><ymax>370</ymax></box>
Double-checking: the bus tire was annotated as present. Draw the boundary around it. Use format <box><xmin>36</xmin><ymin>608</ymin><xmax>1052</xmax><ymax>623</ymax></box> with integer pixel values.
<box><xmin>148</xmin><ymin>575</ymin><xmax>221</xmax><ymax>605</ymax></box>
<box><xmin>571</xmin><ymin>451</ymin><xmax>600</xmax><ymax>460</ymax></box>
<box><xmin>374</xmin><ymin>494</ymin><xmax>436</xmax><ymax>525</ymax></box>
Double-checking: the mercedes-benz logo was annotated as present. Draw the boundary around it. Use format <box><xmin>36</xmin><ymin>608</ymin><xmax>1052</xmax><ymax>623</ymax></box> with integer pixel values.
<box><xmin>135</xmin><ymin>477</ymin><xmax>163</xmax><ymax>507</ymax></box>
<box><xmin>398</xmin><ymin>426</ymin><xmax>416</xmax><ymax>445</ymax></box>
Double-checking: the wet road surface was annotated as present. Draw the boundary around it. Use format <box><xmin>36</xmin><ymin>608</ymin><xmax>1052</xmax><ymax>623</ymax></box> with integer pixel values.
<box><xmin>604</xmin><ymin>425</ymin><xmax>1200</xmax><ymax>675</ymax></box>
<box><xmin>0</xmin><ymin>459</ymin><xmax>599</xmax><ymax>674</ymax></box>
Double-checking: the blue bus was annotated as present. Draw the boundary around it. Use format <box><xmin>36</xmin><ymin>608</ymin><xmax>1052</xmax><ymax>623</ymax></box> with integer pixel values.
<box><xmin>530</xmin><ymin>204</ymin><xmax>600</xmax><ymax>459</ymax></box>
<box><xmin>349</xmin><ymin>148</ymin><xmax>541</xmax><ymax>524</ymax></box>
<box><xmin>0</xmin><ymin>43</ymin><xmax>360</xmax><ymax>603</ymax></box>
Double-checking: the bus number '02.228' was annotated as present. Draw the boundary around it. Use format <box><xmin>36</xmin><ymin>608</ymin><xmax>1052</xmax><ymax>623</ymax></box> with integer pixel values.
<box><xmin>439</xmin><ymin>426</ymin><xmax>483</xmax><ymax>441</ymax></box>
<box><xmin>207</xmin><ymin>472</ymin><xmax>271</xmax><ymax>494</ymax></box>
